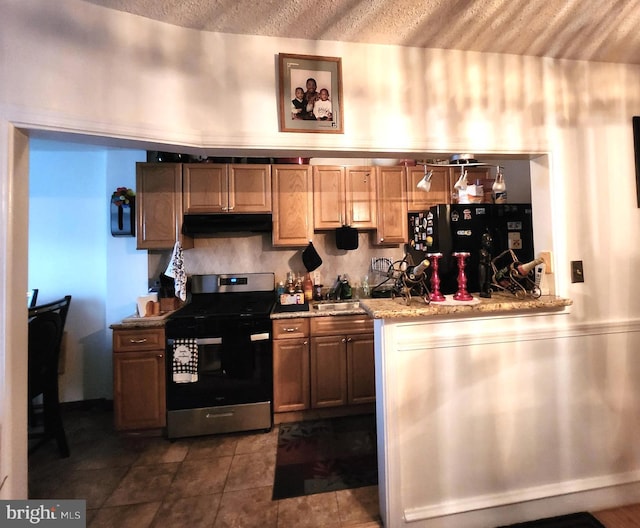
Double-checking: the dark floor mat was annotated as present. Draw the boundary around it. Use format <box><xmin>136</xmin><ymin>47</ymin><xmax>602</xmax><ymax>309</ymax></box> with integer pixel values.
<box><xmin>272</xmin><ymin>414</ymin><xmax>378</xmax><ymax>500</ymax></box>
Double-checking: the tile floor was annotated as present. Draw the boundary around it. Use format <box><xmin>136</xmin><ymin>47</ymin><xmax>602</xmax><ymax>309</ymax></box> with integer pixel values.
<box><xmin>28</xmin><ymin>404</ymin><xmax>382</xmax><ymax>528</ymax></box>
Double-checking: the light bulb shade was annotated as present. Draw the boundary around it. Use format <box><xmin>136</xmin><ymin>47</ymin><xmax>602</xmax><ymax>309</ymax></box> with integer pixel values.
<box><xmin>416</xmin><ymin>170</ymin><xmax>433</xmax><ymax>192</ymax></box>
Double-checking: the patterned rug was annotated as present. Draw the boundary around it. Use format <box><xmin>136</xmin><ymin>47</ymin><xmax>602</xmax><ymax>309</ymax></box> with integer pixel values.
<box><xmin>496</xmin><ymin>512</ymin><xmax>605</xmax><ymax>527</ymax></box>
<box><xmin>272</xmin><ymin>414</ymin><xmax>378</xmax><ymax>500</ymax></box>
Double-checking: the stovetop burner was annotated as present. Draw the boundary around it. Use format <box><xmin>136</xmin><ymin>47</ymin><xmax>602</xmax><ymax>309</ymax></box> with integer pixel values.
<box><xmin>167</xmin><ymin>272</ymin><xmax>276</xmax><ymax>321</ymax></box>
<box><xmin>172</xmin><ymin>292</ymin><xmax>275</xmax><ymax>318</ymax></box>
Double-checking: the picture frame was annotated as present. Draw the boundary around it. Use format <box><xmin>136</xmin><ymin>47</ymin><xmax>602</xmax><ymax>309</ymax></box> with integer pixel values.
<box><xmin>278</xmin><ymin>53</ymin><xmax>344</xmax><ymax>134</ymax></box>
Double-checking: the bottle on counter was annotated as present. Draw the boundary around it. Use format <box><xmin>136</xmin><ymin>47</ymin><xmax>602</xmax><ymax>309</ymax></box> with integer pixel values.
<box><xmin>294</xmin><ymin>274</ymin><xmax>304</xmax><ymax>294</ymax></box>
<box><xmin>341</xmin><ymin>274</ymin><xmax>352</xmax><ymax>300</ymax></box>
<box><xmin>303</xmin><ymin>273</ymin><xmax>314</xmax><ymax>302</ymax></box>
<box><xmin>286</xmin><ymin>271</ymin><xmax>295</xmax><ymax>294</ymax></box>
<box><xmin>362</xmin><ymin>275</ymin><xmax>371</xmax><ymax>298</ymax></box>
<box><xmin>276</xmin><ymin>281</ymin><xmax>285</xmax><ymax>303</ymax></box>
<box><xmin>407</xmin><ymin>259</ymin><xmax>430</xmax><ymax>280</ymax></box>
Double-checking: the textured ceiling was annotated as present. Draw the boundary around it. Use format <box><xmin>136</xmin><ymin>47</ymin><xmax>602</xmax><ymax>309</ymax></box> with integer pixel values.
<box><xmin>82</xmin><ymin>0</ymin><xmax>640</xmax><ymax>64</ymax></box>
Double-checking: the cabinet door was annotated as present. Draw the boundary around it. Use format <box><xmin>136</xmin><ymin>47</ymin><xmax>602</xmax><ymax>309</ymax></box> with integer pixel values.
<box><xmin>374</xmin><ymin>166</ymin><xmax>408</xmax><ymax>245</ymax></box>
<box><xmin>347</xmin><ymin>334</ymin><xmax>376</xmax><ymax>405</ymax></box>
<box><xmin>345</xmin><ymin>167</ymin><xmax>376</xmax><ymax>229</ymax></box>
<box><xmin>406</xmin><ymin>166</ymin><xmax>452</xmax><ymax>211</ymax></box>
<box><xmin>136</xmin><ymin>163</ymin><xmax>191</xmax><ymax>249</ymax></box>
<box><xmin>272</xmin><ymin>165</ymin><xmax>313</xmax><ymax>247</ymax></box>
<box><xmin>310</xmin><ymin>336</ymin><xmax>347</xmax><ymax>408</ymax></box>
<box><xmin>313</xmin><ymin>166</ymin><xmax>344</xmax><ymax>229</ymax></box>
<box><xmin>113</xmin><ymin>350</ymin><xmax>166</xmax><ymax>430</ymax></box>
<box><xmin>183</xmin><ymin>164</ymin><xmax>228</xmax><ymax>213</ymax></box>
<box><xmin>228</xmin><ymin>164</ymin><xmax>272</xmax><ymax>212</ymax></box>
<box><xmin>273</xmin><ymin>338</ymin><xmax>310</xmax><ymax>412</ymax></box>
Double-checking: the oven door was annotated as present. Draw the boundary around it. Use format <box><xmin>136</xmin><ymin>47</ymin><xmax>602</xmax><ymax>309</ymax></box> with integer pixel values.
<box><xmin>166</xmin><ymin>327</ymin><xmax>273</xmax><ymax>412</ymax></box>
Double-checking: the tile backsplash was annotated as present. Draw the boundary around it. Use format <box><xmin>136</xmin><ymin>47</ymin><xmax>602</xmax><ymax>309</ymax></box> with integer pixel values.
<box><xmin>148</xmin><ymin>231</ymin><xmax>405</xmax><ymax>291</ymax></box>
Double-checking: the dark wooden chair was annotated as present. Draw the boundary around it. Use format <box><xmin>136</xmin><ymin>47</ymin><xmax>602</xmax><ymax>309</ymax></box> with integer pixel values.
<box><xmin>27</xmin><ymin>288</ymin><xmax>38</xmax><ymax>308</ymax></box>
<box><xmin>28</xmin><ymin>295</ymin><xmax>71</xmax><ymax>458</ymax></box>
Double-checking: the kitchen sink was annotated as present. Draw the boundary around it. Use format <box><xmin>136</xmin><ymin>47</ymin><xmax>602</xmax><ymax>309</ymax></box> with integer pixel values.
<box><xmin>313</xmin><ymin>301</ymin><xmax>361</xmax><ymax>312</ymax></box>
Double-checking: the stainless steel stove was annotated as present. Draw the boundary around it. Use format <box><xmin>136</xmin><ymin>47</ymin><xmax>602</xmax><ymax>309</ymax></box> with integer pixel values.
<box><xmin>164</xmin><ymin>273</ymin><xmax>275</xmax><ymax>439</ymax></box>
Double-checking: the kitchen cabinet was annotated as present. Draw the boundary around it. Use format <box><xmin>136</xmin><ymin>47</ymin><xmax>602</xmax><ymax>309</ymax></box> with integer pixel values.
<box><xmin>312</xmin><ymin>166</ymin><xmax>376</xmax><ymax>230</ymax></box>
<box><xmin>183</xmin><ymin>163</ymin><xmax>272</xmax><ymax>213</ymax></box>
<box><xmin>373</xmin><ymin>165</ymin><xmax>408</xmax><ymax>245</ymax></box>
<box><xmin>406</xmin><ymin>165</ymin><xmax>453</xmax><ymax>211</ymax></box>
<box><xmin>309</xmin><ymin>316</ymin><xmax>375</xmax><ymax>408</ymax></box>
<box><xmin>272</xmin><ymin>165</ymin><xmax>313</xmax><ymax>247</ymax></box>
<box><xmin>272</xmin><ymin>318</ymin><xmax>310</xmax><ymax>413</ymax></box>
<box><xmin>136</xmin><ymin>163</ymin><xmax>193</xmax><ymax>250</ymax></box>
<box><xmin>112</xmin><ymin>327</ymin><xmax>166</xmax><ymax>431</ymax></box>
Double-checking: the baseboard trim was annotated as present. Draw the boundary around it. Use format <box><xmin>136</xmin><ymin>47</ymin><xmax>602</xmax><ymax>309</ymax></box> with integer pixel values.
<box><xmin>403</xmin><ymin>470</ymin><xmax>640</xmax><ymax>523</ymax></box>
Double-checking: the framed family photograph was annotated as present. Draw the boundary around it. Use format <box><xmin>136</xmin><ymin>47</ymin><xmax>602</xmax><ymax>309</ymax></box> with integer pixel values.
<box><xmin>278</xmin><ymin>53</ymin><xmax>344</xmax><ymax>134</ymax></box>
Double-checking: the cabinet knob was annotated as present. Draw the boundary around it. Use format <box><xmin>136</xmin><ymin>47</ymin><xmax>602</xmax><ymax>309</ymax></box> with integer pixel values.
<box><xmin>129</xmin><ymin>338</ymin><xmax>147</xmax><ymax>344</ymax></box>
<box><xmin>284</xmin><ymin>327</ymin><xmax>298</xmax><ymax>332</ymax></box>
<box><xmin>347</xmin><ymin>337</ymin><xmax>352</xmax><ymax>342</ymax></box>
<box><xmin>342</xmin><ymin>338</ymin><xmax>347</xmax><ymax>343</ymax></box>
<box><xmin>156</xmin><ymin>354</ymin><xmax>163</xmax><ymax>358</ymax></box>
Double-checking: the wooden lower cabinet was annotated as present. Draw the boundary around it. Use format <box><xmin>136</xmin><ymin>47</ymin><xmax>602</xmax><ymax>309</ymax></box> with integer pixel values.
<box><xmin>273</xmin><ymin>336</ymin><xmax>310</xmax><ymax>412</ymax></box>
<box><xmin>273</xmin><ymin>315</ymin><xmax>375</xmax><ymax>420</ymax></box>
<box><xmin>112</xmin><ymin>327</ymin><xmax>166</xmax><ymax>430</ymax></box>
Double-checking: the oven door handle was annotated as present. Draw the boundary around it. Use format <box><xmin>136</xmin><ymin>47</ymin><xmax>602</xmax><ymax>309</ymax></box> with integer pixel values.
<box><xmin>167</xmin><ymin>337</ymin><xmax>222</xmax><ymax>346</ymax></box>
<box><xmin>250</xmin><ymin>332</ymin><xmax>270</xmax><ymax>342</ymax></box>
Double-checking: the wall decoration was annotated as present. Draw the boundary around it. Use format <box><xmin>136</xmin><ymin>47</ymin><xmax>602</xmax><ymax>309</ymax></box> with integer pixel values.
<box><xmin>278</xmin><ymin>53</ymin><xmax>343</xmax><ymax>134</ymax></box>
<box><xmin>111</xmin><ymin>187</ymin><xmax>135</xmax><ymax>236</ymax></box>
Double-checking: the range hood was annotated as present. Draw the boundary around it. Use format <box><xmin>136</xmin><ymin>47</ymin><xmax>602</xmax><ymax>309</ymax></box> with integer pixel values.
<box><xmin>182</xmin><ymin>214</ymin><xmax>272</xmax><ymax>235</ymax></box>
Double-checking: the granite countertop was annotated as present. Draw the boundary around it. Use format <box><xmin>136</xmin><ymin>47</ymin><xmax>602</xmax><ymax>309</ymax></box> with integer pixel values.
<box><xmin>358</xmin><ymin>293</ymin><xmax>572</xmax><ymax>319</ymax></box>
<box><xmin>110</xmin><ymin>311</ymin><xmax>175</xmax><ymax>329</ymax></box>
<box><xmin>270</xmin><ymin>302</ymin><xmax>368</xmax><ymax>319</ymax></box>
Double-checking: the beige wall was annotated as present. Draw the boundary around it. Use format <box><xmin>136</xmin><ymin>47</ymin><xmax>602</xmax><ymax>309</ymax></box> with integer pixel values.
<box><xmin>3</xmin><ymin>0</ymin><xmax>640</xmax><ymax>501</ymax></box>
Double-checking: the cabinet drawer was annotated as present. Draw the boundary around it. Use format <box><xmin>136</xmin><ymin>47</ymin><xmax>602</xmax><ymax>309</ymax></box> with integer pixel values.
<box><xmin>113</xmin><ymin>328</ymin><xmax>165</xmax><ymax>352</ymax></box>
<box><xmin>310</xmin><ymin>315</ymin><xmax>373</xmax><ymax>336</ymax></box>
<box><xmin>273</xmin><ymin>318</ymin><xmax>309</xmax><ymax>339</ymax></box>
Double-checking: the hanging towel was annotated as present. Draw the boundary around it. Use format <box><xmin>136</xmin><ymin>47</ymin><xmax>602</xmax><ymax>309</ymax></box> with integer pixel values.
<box><xmin>165</xmin><ymin>241</ymin><xmax>187</xmax><ymax>301</ymax></box>
<box><xmin>172</xmin><ymin>338</ymin><xmax>198</xmax><ymax>383</ymax></box>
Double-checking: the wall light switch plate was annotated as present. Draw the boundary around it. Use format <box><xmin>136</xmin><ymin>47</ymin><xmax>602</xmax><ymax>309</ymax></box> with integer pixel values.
<box><xmin>571</xmin><ymin>261</ymin><xmax>584</xmax><ymax>283</ymax></box>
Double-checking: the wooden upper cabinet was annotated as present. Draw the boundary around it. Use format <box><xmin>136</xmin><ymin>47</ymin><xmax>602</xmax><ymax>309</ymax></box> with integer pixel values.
<box><xmin>228</xmin><ymin>164</ymin><xmax>272</xmax><ymax>212</ymax></box>
<box><xmin>183</xmin><ymin>163</ymin><xmax>272</xmax><ymax>214</ymax></box>
<box><xmin>313</xmin><ymin>166</ymin><xmax>344</xmax><ymax>229</ymax></box>
<box><xmin>272</xmin><ymin>165</ymin><xmax>313</xmax><ymax>247</ymax></box>
<box><xmin>406</xmin><ymin>165</ymin><xmax>452</xmax><ymax>211</ymax></box>
<box><xmin>346</xmin><ymin>167</ymin><xmax>377</xmax><ymax>229</ymax></box>
<box><xmin>136</xmin><ymin>163</ymin><xmax>192</xmax><ymax>250</ymax></box>
<box><xmin>183</xmin><ymin>164</ymin><xmax>227</xmax><ymax>213</ymax></box>
<box><xmin>374</xmin><ymin>166</ymin><xmax>408</xmax><ymax>245</ymax></box>
<box><xmin>312</xmin><ymin>166</ymin><xmax>376</xmax><ymax>230</ymax></box>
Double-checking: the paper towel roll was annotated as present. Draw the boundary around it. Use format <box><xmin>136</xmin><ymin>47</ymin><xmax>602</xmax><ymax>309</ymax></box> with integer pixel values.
<box><xmin>137</xmin><ymin>293</ymin><xmax>158</xmax><ymax>317</ymax></box>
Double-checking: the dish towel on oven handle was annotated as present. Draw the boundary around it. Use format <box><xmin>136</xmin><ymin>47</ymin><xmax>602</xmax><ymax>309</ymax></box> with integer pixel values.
<box><xmin>172</xmin><ymin>338</ymin><xmax>198</xmax><ymax>383</ymax></box>
<box><xmin>165</xmin><ymin>241</ymin><xmax>187</xmax><ymax>301</ymax></box>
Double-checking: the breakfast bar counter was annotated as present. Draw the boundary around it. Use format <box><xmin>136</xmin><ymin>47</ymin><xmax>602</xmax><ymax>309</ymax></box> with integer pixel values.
<box><xmin>363</xmin><ymin>293</ymin><xmax>632</xmax><ymax>528</ymax></box>
<box><xmin>359</xmin><ymin>292</ymin><xmax>572</xmax><ymax>319</ymax></box>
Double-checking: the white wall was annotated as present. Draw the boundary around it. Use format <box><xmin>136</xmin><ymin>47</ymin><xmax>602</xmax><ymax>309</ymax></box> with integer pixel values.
<box><xmin>28</xmin><ymin>139</ymin><xmax>147</xmax><ymax>402</ymax></box>
<box><xmin>3</xmin><ymin>0</ymin><xmax>640</xmax><ymax>504</ymax></box>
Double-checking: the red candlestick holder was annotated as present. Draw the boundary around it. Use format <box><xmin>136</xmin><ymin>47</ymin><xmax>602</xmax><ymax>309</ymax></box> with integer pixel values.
<box><xmin>426</xmin><ymin>252</ymin><xmax>446</xmax><ymax>302</ymax></box>
<box><xmin>453</xmin><ymin>252</ymin><xmax>474</xmax><ymax>301</ymax></box>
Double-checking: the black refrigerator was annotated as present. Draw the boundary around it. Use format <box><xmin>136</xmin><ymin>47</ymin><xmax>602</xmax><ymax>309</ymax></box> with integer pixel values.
<box><xmin>408</xmin><ymin>204</ymin><xmax>535</xmax><ymax>295</ymax></box>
